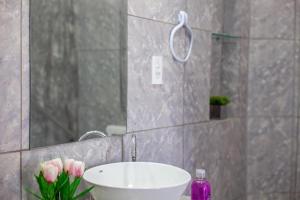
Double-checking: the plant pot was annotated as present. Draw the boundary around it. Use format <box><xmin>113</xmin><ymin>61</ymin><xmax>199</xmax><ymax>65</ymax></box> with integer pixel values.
<box><xmin>210</xmin><ymin>105</ymin><xmax>222</xmax><ymax>119</ymax></box>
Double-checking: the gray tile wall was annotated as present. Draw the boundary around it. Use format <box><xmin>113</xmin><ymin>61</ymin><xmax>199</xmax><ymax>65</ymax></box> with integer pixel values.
<box><xmin>247</xmin><ymin>0</ymin><xmax>300</xmax><ymax>200</ymax></box>
<box><xmin>183</xmin><ymin>119</ymin><xmax>246</xmax><ymax>200</ymax></box>
<box><xmin>125</xmin><ymin>1</ymin><xmax>248</xmax><ymax>200</ymax></box>
<box><xmin>0</xmin><ymin>0</ymin><xmax>249</xmax><ymax>200</ymax></box>
<box><xmin>0</xmin><ymin>0</ymin><xmax>21</xmax><ymax>153</ymax></box>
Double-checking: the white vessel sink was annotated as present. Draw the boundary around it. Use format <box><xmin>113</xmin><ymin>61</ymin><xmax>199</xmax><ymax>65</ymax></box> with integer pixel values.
<box><xmin>83</xmin><ymin>162</ymin><xmax>191</xmax><ymax>200</ymax></box>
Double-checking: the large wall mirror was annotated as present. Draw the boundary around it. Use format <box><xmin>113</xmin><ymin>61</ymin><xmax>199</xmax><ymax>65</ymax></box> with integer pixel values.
<box><xmin>29</xmin><ymin>0</ymin><xmax>127</xmax><ymax>148</ymax></box>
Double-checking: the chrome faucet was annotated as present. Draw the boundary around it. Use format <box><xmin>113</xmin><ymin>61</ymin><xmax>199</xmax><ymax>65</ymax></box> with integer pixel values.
<box><xmin>79</xmin><ymin>130</ymin><xmax>106</xmax><ymax>141</ymax></box>
<box><xmin>131</xmin><ymin>134</ymin><xmax>137</xmax><ymax>162</ymax></box>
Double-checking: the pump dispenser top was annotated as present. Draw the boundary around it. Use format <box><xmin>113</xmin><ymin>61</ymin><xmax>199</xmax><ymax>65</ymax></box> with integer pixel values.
<box><xmin>196</xmin><ymin>169</ymin><xmax>206</xmax><ymax>179</ymax></box>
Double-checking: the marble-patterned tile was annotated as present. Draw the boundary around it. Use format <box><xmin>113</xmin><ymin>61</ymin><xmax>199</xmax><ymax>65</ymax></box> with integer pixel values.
<box><xmin>74</xmin><ymin>0</ymin><xmax>125</xmax><ymax>50</ymax></box>
<box><xmin>0</xmin><ymin>0</ymin><xmax>3</xmax><ymax>10</ymax></box>
<box><xmin>0</xmin><ymin>152</ymin><xmax>21</xmax><ymax>200</ymax></box>
<box><xmin>250</xmin><ymin>0</ymin><xmax>295</xmax><ymax>39</ymax></box>
<box><xmin>22</xmin><ymin>0</ymin><xmax>29</xmax><ymax>150</ymax></box>
<box><xmin>128</xmin><ymin>0</ymin><xmax>185</xmax><ymax>24</ymax></box>
<box><xmin>296</xmin><ymin>43</ymin><xmax>300</xmax><ymax>119</ymax></box>
<box><xmin>297</xmin><ymin>0</ymin><xmax>300</xmax><ymax>40</ymax></box>
<box><xmin>223</xmin><ymin>0</ymin><xmax>250</xmax><ymax>37</ymax></box>
<box><xmin>30</xmin><ymin>50</ymin><xmax>79</xmax><ymax>148</ymax></box>
<box><xmin>127</xmin><ymin>16</ymin><xmax>184</xmax><ymax>132</ymax></box>
<box><xmin>0</xmin><ymin>2</ymin><xmax>21</xmax><ymax>153</ymax></box>
<box><xmin>0</xmin><ymin>0</ymin><xmax>20</xmax><ymax>62</ymax></box>
<box><xmin>183</xmin><ymin>122</ymin><xmax>219</xmax><ymax>197</ymax></box>
<box><xmin>184</xmin><ymin>30</ymin><xmax>211</xmax><ymax>123</ymax></box>
<box><xmin>211</xmin><ymin>0</ymin><xmax>223</xmax><ymax>33</ymax></box>
<box><xmin>220</xmin><ymin>41</ymin><xmax>242</xmax><ymax>118</ymax></box>
<box><xmin>293</xmin><ymin>193</ymin><xmax>300</xmax><ymax>200</ymax></box>
<box><xmin>22</xmin><ymin>137</ymin><xmax>122</xmax><ymax>199</ymax></box>
<box><xmin>0</xmin><ymin>59</ymin><xmax>21</xmax><ymax>153</ymax></box>
<box><xmin>210</xmin><ymin>37</ymin><xmax>223</xmax><ymax>96</ymax></box>
<box><xmin>289</xmin><ymin>118</ymin><xmax>298</xmax><ymax>195</ymax></box>
<box><xmin>247</xmin><ymin>117</ymin><xmax>294</xmax><ymax>194</ymax></box>
<box><xmin>294</xmin><ymin>119</ymin><xmax>300</xmax><ymax>193</ymax></box>
<box><xmin>239</xmin><ymin>39</ymin><xmax>249</xmax><ymax>117</ymax></box>
<box><xmin>221</xmin><ymin>118</ymin><xmax>246</xmax><ymax>200</ymax></box>
<box><xmin>0</xmin><ymin>0</ymin><xmax>19</xmax><ymax>12</ymax></box>
<box><xmin>247</xmin><ymin>193</ymin><xmax>290</xmax><ymax>200</ymax></box>
<box><xmin>30</xmin><ymin>107</ymin><xmax>77</xmax><ymax>148</ymax></box>
<box><xmin>296</xmin><ymin>41</ymin><xmax>300</xmax><ymax>118</ymax></box>
<box><xmin>0</xmin><ymin>1</ymin><xmax>21</xmax><ymax>151</ymax></box>
<box><xmin>188</xmin><ymin>0</ymin><xmax>223</xmax><ymax>32</ymax></box>
<box><xmin>184</xmin><ymin>119</ymin><xmax>245</xmax><ymax>200</ymax></box>
<box><xmin>78</xmin><ymin>50</ymin><xmax>126</xmax><ymax>135</ymax></box>
<box><xmin>123</xmin><ymin>127</ymin><xmax>184</xmax><ymax>168</ymax></box>
<box><xmin>30</xmin><ymin>0</ymin><xmax>81</xmax><ymax>147</ymax></box>
<box><xmin>248</xmin><ymin>40</ymin><xmax>294</xmax><ymax>117</ymax></box>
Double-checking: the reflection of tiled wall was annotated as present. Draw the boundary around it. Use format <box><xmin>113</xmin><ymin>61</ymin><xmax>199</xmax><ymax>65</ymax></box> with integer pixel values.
<box><xmin>75</xmin><ymin>0</ymin><xmax>127</xmax><ymax>135</ymax></box>
<box><xmin>30</xmin><ymin>0</ymin><xmax>79</xmax><ymax>147</ymax></box>
<box><xmin>29</xmin><ymin>0</ymin><xmax>127</xmax><ymax>143</ymax></box>
<box><xmin>246</xmin><ymin>0</ymin><xmax>299</xmax><ymax>199</ymax></box>
<box><xmin>0</xmin><ymin>1</ymin><xmax>249</xmax><ymax>200</ymax></box>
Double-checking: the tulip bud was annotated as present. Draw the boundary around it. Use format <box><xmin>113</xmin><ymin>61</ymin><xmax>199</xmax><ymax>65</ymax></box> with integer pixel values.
<box><xmin>48</xmin><ymin>158</ymin><xmax>63</xmax><ymax>174</ymax></box>
<box><xmin>64</xmin><ymin>159</ymin><xmax>75</xmax><ymax>173</ymax></box>
<box><xmin>70</xmin><ymin>161</ymin><xmax>85</xmax><ymax>177</ymax></box>
<box><xmin>41</xmin><ymin>163</ymin><xmax>59</xmax><ymax>183</ymax></box>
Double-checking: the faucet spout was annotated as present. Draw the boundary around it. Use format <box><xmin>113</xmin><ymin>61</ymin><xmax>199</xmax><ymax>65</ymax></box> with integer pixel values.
<box><xmin>79</xmin><ymin>130</ymin><xmax>106</xmax><ymax>141</ymax></box>
<box><xmin>131</xmin><ymin>134</ymin><xmax>137</xmax><ymax>162</ymax></box>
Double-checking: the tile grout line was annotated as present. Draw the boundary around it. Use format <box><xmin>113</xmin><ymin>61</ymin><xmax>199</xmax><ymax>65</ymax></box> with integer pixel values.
<box><xmin>293</xmin><ymin>0</ymin><xmax>299</xmax><ymax>198</ymax></box>
<box><xmin>181</xmin><ymin>0</ymin><xmax>187</xmax><ymax>170</ymax></box>
<box><xmin>246</xmin><ymin>0</ymin><xmax>252</xmax><ymax>195</ymax></box>
<box><xmin>20</xmin><ymin>0</ymin><xmax>23</xmax><ymax>198</ymax></box>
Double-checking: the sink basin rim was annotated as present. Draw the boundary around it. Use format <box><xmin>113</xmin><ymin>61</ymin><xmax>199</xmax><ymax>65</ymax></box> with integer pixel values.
<box><xmin>83</xmin><ymin>162</ymin><xmax>191</xmax><ymax>190</ymax></box>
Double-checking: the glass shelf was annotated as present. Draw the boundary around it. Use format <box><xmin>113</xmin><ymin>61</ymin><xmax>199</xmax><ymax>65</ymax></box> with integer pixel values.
<box><xmin>212</xmin><ymin>33</ymin><xmax>241</xmax><ymax>40</ymax></box>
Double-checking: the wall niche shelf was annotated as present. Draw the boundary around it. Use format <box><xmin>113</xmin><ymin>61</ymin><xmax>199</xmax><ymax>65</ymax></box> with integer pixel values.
<box><xmin>212</xmin><ymin>32</ymin><xmax>241</xmax><ymax>40</ymax></box>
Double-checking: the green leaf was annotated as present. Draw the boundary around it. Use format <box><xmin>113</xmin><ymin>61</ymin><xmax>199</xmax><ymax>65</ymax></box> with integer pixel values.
<box><xmin>25</xmin><ymin>188</ymin><xmax>43</xmax><ymax>200</ymax></box>
<box><xmin>73</xmin><ymin>186</ymin><xmax>94</xmax><ymax>200</ymax></box>
<box><xmin>56</xmin><ymin>172</ymin><xmax>68</xmax><ymax>192</ymax></box>
<box><xmin>60</xmin><ymin>175</ymin><xmax>70</xmax><ymax>200</ymax></box>
<box><xmin>47</xmin><ymin>182</ymin><xmax>56</xmax><ymax>200</ymax></box>
<box><xmin>70</xmin><ymin>178</ymin><xmax>81</xmax><ymax>198</ymax></box>
<box><xmin>35</xmin><ymin>174</ymin><xmax>47</xmax><ymax>198</ymax></box>
<box><xmin>36</xmin><ymin>173</ymin><xmax>56</xmax><ymax>200</ymax></box>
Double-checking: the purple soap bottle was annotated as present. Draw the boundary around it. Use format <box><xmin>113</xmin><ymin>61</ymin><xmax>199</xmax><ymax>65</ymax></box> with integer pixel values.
<box><xmin>191</xmin><ymin>169</ymin><xmax>211</xmax><ymax>200</ymax></box>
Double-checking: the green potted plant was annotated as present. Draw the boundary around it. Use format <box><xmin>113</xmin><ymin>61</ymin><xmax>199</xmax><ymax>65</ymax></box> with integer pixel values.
<box><xmin>210</xmin><ymin>96</ymin><xmax>230</xmax><ymax>119</ymax></box>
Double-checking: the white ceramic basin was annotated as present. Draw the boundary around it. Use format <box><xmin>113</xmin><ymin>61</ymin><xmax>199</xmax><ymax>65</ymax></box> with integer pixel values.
<box><xmin>83</xmin><ymin>162</ymin><xmax>191</xmax><ymax>200</ymax></box>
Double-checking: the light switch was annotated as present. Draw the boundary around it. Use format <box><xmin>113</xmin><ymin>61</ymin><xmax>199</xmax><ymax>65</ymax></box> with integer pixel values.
<box><xmin>152</xmin><ymin>56</ymin><xmax>163</xmax><ymax>85</ymax></box>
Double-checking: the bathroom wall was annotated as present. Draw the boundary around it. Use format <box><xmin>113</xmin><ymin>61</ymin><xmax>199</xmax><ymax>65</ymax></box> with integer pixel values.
<box><xmin>0</xmin><ymin>0</ymin><xmax>249</xmax><ymax>200</ymax></box>
<box><xmin>125</xmin><ymin>1</ymin><xmax>249</xmax><ymax>200</ymax></box>
<box><xmin>246</xmin><ymin>0</ymin><xmax>298</xmax><ymax>199</ymax></box>
<box><xmin>0</xmin><ymin>1</ymin><xmax>123</xmax><ymax>199</ymax></box>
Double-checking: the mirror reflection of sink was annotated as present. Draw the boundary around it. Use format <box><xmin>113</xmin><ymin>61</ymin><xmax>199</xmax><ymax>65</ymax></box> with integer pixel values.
<box><xmin>83</xmin><ymin>162</ymin><xmax>191</xmax><ymax>200</ymax></box>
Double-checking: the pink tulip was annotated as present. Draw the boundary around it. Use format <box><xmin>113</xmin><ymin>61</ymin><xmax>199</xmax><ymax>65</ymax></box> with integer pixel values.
<box><xmin>41</xmin><ymin>163</ymin><xmax>59</xmax><ymax>183</ymax></box>
<box><xmin>70</xmin><ymin>161</ymin><xmax>85</xmax><ymax>177</ymax></box>
<box><xmin>64</xmin><ymin>159</ymin><xmax>75</xmax><ymax>173</ymax></box>
<box><xmin>46</xmin><ymin>158</ymin><xmax>63</xmax><ymax>174</ymax></box>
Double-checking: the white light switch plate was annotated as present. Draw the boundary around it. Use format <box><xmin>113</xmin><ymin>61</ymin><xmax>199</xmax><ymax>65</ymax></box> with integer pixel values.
<box><xmin>152</xmin><ymin>56</ymin><xmax>163</xmax><ymax>85</ymax></box>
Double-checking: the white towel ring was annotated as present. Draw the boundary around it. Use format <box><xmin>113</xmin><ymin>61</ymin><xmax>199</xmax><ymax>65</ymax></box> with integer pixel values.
<box><xmin>169</xmin><ymin>11</ymin><xmax>193</xmax><ymax>63</ymax></box>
